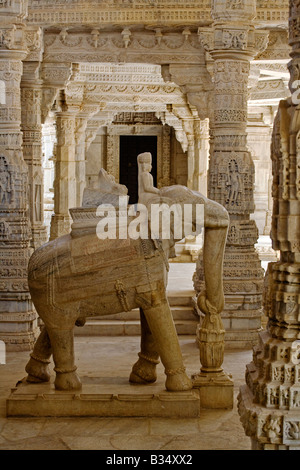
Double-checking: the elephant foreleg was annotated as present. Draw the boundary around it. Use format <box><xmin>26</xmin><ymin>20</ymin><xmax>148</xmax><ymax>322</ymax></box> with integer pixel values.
<box><xmin>25</xmin><ymin>326</ymin><xmax>52</xmax><ymax>383</ymax></box>
<box><xmin>138</xmin><ymin>293</ymin><xmax>192</xmax><ymax>392</ymax></box>
<box><xmin>130</xmin><ymin>308</ymin><xmax>160</xmax><ymax>384</ymax></box>
<box><xmin>47</xmin><ymin>326</ymin><xmax>82</xmax><ymax>391</ymax></box>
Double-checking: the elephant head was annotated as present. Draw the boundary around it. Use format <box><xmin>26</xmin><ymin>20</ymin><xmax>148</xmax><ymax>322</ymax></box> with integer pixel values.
<box><xmin>144</xmin><ymin>184</ymin><xmax>229</xmax><ymax>317</ymax></box>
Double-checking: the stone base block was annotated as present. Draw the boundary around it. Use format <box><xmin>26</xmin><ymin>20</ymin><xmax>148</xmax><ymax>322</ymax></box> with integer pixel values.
<box><xmin>192</xmin><ymin>371</ymin><xmax>234</xmax><ymax>409</ymax></box>
<box><xmin>238</xmin><ymin>385</ymin><xmax>300</xmax><ymax>450</ymax></box>
<box><xmin>224</xmin><ymin>329</ymin><xmax>261</xmax><ymax>349</ymax></box>
<box><xmin>6</xmin><ymin>377</ymin><xmax>201</xmax><ymax>418</ymax></box>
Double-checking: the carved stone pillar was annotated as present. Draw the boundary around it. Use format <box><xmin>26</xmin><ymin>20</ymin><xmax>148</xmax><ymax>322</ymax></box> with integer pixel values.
<box><xmin>238</xmin><ymin>0</ymin><xmax>300</xmax><ymax>450</ymax></box>
<box><xmin>160</xmin><ymin>123</ymin><xmax>171</xmax><ymax>187</ymax></box>
<box><xmin>74</xmin><ymin>105</ymin><xmax>101</xmax><ymax>206</ymax></box>
<box><xmin>21</xmin><ymin>61</ymin><xmax>48</xmax><ymax>249</ymax></box>
<box><xmin>42</xmin><ymin>112</ymin><xmax>56</xmax><ymax>239</ymax></box>
<box><xmin>75</xmin><ymin>116</ymin><xmax>88</xmax><ymax>207</ymax></box>
<box><xmin>196</xmin><ymin>118</ymin><xmax>209</xmax><ymax>196</ymax></box>
<box><xmin>168</xmin><ymin>104</ymin><xmax>199</xmax><ymax>191</ymax></box>
<box><xmin>186</xmin><ymin>134</ymin><xmax>195</xmax><ymax>190</ymax></box>
<box><xmin>0</xmin><ymin>3</ymin><xmax>39</xmax><ymax>351</ymax></box>
<box><xmin>196</xmin><ymin>0</ymin><xmax>268</xmax><ymax>348</ymax></box>
<box><xmin>106</xmin><ymin>133</ymin><xmax>119</xmax><ymax>183</ymax></box>
<box><xmin>50</xmin><ymin>93</ymin><xmax>78</xmax><ymax>239</ymax></box>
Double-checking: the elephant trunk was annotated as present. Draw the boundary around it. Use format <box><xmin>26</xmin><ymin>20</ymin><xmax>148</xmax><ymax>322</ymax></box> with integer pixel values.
<box><xmin>198</xmin><ymin>224</ymin><xmax>228</xmax><ymax>316</ymax></box>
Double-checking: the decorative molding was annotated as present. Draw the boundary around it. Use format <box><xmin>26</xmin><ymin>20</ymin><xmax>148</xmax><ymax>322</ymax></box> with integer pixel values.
<box><xmin>26</xmin><ymin>0</ymin><xmax>289</xmax><ymax>28</ymax></box>
<box><xmin>42</xmin><ymin>29</ymin><xmax>206</xmax><ymax>66</ymax></box>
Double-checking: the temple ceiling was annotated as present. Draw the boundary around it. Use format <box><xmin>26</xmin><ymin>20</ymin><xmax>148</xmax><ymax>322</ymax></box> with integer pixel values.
<box><xmin>21</xmin><ymin>1</ymin><xmax>291</xmax><ymax>132</ymax></box>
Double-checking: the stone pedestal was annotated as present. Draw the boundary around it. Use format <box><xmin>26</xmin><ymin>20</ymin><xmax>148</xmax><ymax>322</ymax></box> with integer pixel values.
<box><xmin>192</xmin><ymin>309</ymin><xmax>233</xmax><ymax>409</ymax></box>
<box><xmin>7</xmin><ymin>378</ymin><xmax>201</xmax><ymax>418</ymax></box>
<box><xmin>192</xmin><ymin>372</ymin><xmax>233</xmax><ymax>409</ymax></box>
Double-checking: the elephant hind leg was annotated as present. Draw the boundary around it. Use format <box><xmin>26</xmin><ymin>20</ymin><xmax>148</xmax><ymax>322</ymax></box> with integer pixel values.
<box><xmin>130</xmin><ymin>309</ymin><xmax>160</xmax><ymax>385</ymax></box>
<box><xmin>25</xmin><ymin>326</ymin><xmax>52</xmax><ymax>383</ymax></box>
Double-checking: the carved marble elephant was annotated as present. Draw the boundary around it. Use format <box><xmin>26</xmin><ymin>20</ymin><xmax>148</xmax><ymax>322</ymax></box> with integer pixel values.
<box><xmin>25</xmin><ymin>185</ymin><xmax>229</xmax><ymax>392</ymax></box>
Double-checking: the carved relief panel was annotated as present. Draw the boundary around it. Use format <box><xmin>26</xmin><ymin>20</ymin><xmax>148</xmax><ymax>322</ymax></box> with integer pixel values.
<box><xmin>0</xmin><ymin>155</ymin><xmax>13</xmax><ymax>207</ymax></box>
<box><xmin>209</xmin><ymin>151</ymin><xmax>255</xmax><ymax>215</ymax></box>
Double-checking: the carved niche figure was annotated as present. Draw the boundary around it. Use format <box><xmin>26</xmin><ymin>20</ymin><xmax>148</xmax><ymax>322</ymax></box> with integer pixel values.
<box><xmin>0</xmin><ymin>158</ymin><xmax>11</xmax><ymax>205</ymax></box>
<box><xmin>25</xmin><ymin>158</ymin><xmax>229</xmax><ymax>393</ymax></box>
<box><xmin>210</xmin><ymin>152</ymin><xmax>254</xmax><ymax>213</ymax></box>
<box><xmin>226</xmin><ymin>159</ymin><xmax>242</xmax><ymax>206</ymax></box>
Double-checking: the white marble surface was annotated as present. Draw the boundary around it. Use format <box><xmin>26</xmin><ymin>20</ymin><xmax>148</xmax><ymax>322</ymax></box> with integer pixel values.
<box><xmin>0</xmin><ymin>262</ymin><xmax>262</xmax><ymax>450</ymax></box>
<box><xmin>0</xmin><ymin>335</ymin><xmax>253</xmax><ymax>450</ymax></box>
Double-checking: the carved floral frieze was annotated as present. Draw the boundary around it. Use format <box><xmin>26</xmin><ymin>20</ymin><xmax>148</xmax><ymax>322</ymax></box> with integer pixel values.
<box><xmin>43</xmin><ymin>29</ymin><xmax>205</xmax><ymax>66</ymax></box>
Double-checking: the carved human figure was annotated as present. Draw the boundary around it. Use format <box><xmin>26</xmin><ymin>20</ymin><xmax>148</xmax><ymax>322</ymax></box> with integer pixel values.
<box><xmin>137</xmin><ymin>152</ymin><xmax>160</xmax><ymax>206</ymax></box>
<box><xmin>0</xmin><ymin>221</ymin><xmax>5</xmax><ymax>238</ymax></box>
<box><xmin>226</xmin><ymin>161</ymin><xmax>241</xmax><ymax>205</ymax></box>
<box><xmin>0</xmin><ymin>168</ymin><xmax>10</xmax><ymax>204</ymax></box>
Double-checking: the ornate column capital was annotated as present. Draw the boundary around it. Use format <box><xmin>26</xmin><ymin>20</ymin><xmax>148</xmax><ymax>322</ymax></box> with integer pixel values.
<box><xmin>198</xmin><ymin>25</ymin><xmax>269</xmax><ymax>62</ymax></box>
<box><xmin>0</xmin><ymin>0</ymin><xmax>28</xmax><ymax>23</ymax></box>
<box><xmin>0</xmin><ymin>7</ymin><xmax>41</xmax><ymax>62</ymax></box>
<box><xmin>41</xmin><ymin>62</ymin><xmax>73</xmax><ymax>89</ymax></box>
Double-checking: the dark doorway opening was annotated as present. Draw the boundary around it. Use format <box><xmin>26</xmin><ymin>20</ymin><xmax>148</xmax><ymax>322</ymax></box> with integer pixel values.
<box><xmin>119</xmin><ymin>135</ymin><xmax>157</xmax><ymax>204</ymax></box>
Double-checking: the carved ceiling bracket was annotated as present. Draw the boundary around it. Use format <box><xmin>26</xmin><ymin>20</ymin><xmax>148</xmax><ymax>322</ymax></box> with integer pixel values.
<box><xmin>162</xmin><ymin>63</ymin><xmax>214</xmax><ymax>121</ymax></box>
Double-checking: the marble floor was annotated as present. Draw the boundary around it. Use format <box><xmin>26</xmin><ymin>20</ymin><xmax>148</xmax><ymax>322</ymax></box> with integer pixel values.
<box><xmin>0</xmin><ymin>337</ymin><xmax>253</xmax><ymax>451</ymax></box>
<box><xmin>0</xmin><ymin>262</ymin><xmax>261</xmax><ymax>451</ymax></box>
